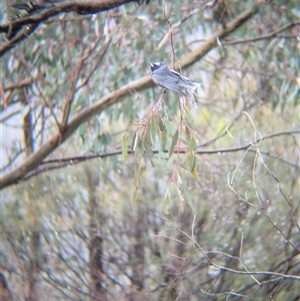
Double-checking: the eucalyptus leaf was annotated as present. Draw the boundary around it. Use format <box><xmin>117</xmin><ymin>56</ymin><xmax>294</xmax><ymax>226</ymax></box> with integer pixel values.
<box><xmin>163</xmin><ymin>197</ymin><xmax>170</xmax><ymax>215</ymax></box>
<box><xmin>181</xmin><ymin>178</ymin><xmax>195</xmax><ymax>212</ymax></box>
<box><xmin>169</xmin><ymin>129</ymin><xmax>178</xmax><ymax>158</ymax></box>
<box><xmin>121</xmin><ymin>133</ymin><xmax>128</xmax><ymax>163</ymax></box>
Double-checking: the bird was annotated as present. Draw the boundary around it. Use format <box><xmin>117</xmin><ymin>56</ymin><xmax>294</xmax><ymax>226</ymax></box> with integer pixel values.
<box><xmin>148</xmin><ymin>62</ymin><xmax>200</xmax><ymax>96</ymax></box>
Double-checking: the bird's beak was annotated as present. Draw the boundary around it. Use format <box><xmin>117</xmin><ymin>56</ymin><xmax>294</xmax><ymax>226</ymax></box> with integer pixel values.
<box><xmin>148</xmin><ymin>62</ymin><xmax>153</xmax><ymax>67</ymax></box>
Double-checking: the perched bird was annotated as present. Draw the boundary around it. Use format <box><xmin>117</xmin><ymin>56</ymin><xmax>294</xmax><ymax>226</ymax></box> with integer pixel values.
<box><xmin>148</xmin><ymin>62</ymin><xmax>200</xmax><ymax>96</ymax></box>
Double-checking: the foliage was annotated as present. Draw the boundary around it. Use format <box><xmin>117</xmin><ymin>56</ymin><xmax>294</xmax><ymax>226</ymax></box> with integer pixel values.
<box><xmin>0</xmin><ymin>0</ymin><xmax>299</xmax><ymax>300</ymax></box>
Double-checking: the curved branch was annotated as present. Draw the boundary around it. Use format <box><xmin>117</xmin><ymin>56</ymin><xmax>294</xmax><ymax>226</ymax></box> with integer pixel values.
<box><xmin>0</xmin><ymin>5</ymin><xmax>259</xmax><ymax>189</ymax></box>
<box><xmin>0</xmin><ymin>24</ymin><xmax>39</xmax><ymax>57</ymax></box>
<box><xmin>0</xmin><ymin>0</ymin><xmax>143</xmax><ymax>57</ymax></box>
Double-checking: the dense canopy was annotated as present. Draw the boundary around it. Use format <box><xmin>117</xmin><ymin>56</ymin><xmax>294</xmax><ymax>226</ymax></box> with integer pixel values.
<box><xmin>1</xmin><ymin>0</ymin><xmax>299</xmax><ymax>300</ymax></box>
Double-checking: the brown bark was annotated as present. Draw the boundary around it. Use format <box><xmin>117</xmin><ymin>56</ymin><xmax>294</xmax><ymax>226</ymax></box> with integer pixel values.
<box><xmin>131</xmin><ymin>206</ymin><xmax>145</xmax><ymax>291</ymax></box>
<box><xmin>27</xmin><ymin>232</ymin><xmax>40</xmax><ymax>301</ymax></box>
<box><xmin>128</xmin><ymin>205</ymin><xmax>150</xmax><ymax>301</ymax></box>
<box><xmin>21</xmin><ymin>88</ymin><xmax>34</xmax><ymax>157</ymax></box>
<box><xmin>86</xmin><ymin>170</ymin><xmax>107</xmax><ymax>301</ymax></box>
<box><xmin>20</xmin><ymin>95</ymin><xmax>40</xmax><ymax>301</ymax></box>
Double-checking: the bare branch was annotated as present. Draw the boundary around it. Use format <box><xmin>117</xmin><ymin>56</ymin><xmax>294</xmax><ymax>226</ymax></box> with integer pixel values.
<box><xmin>3</xmin><ymin>76</ymin><xmax>37</xmax><ymax>92</ymax></box>
<box><xmin>177</xmin><ymin>4</ymin><xmax>259</xmax><ymax>69</ymax></box>
<box><xmin>224</xmin><ymin>21</ymin><xmax>300</xmax><ymax>45</ymax></box>
<box><xmin>157</xmin><ymin>7</ymin><xmax>200</xmax><ymax>52</ymax></box>
<box><xmin>148</xmin><ymin>211</ymin><xmax>300</xmax><ymax>284</ymax></box>
<box><xmin>0</xmin><ymin>24</ymin><xmax>39</xmax><ymax>57</ymax></box>
<box><xmin>76</xmin><ymin>36</ymin><xmax>111</xmax><ymax>91</ymax></box>
<box><xmin>61</xmin><ymin>58</ymin><xmax>84</xmax><ymax>128</ymax></box>
<box><xmin>0</xmin><ymin>1</ymin><xmax>145</xmax><ymax>56</ymax></box>
<box><xmin>18</xmin><ymin>129</ymin><xmax>300</xmax><ymax>186</ymax></box>
<box><xmin>0</xmin><ymin>109</ymin><xmax>21</xmax><ymax>123</ymax></box>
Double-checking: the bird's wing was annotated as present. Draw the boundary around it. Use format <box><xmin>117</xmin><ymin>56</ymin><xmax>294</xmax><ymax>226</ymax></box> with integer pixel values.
<box><xmin>177</xmin><ymin>75</ymin><xmax>200</xmax><ymax>90</ymax></box>
<box><xmin>152</xmin><ymin>72</ymin><xmax>185</xmax><ymax>95</ymax></box>
<box><xmin>168</xmin><ymin>69</ymin><xmax>200</xmax><ymax>90</ymax></box>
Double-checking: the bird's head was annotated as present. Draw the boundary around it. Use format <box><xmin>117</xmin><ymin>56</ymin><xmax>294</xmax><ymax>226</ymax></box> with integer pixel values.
<box><xmin>148</xmin><ymin>62</ymin><xmax>164</xmax><ymax>71</ymax></box>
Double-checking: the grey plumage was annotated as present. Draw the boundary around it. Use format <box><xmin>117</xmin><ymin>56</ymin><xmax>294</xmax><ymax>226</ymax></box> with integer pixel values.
<box><xmin>148</xmin><ymin>62</ymin><xmax>200</xmax><ymax>96</ymax></box>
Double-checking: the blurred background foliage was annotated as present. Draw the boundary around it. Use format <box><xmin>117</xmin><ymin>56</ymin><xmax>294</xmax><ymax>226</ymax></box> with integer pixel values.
<box><xmin>1</xmin><ymin>0</ymin><xmax>299</xmax><ymax>300</ymax></box>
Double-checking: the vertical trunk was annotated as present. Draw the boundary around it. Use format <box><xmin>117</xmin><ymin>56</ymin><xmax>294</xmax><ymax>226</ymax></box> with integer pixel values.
<box><xmin>86</xmin><ymin>170</ymin><xmax>107</xmax><ymax>301</ymax></box>
<box><xmin>128</xmin><ymin>205</ymin><xmax>148</xmax><ymax>301</ymax></box>
<box><xmin>131</xmin><ymin>206</ymin><xmax>145</xmax><ymax>290</ymax></box>
<box><xmin>22</xmin><ymin>88</ymin><xmax>34</xmax><ymax>157</ymax></box>
<box><xmin>160</xmin><ymin>210</ymin><xmax>191</xmax><ymax>301</ymax></box>
<box><xmin>90</xmin><ymin>235</ymin><xmax>106</xmax><ymax>301</ymax></box>
<box><xmin>27</xmin><ymin>232</ymin><xmax>40</xmax><ymax>301</ymax></box>
<box><xmin>21</xmin><ymin>88</ymin><xmax>40</xmax><ymax>301</ymax></box>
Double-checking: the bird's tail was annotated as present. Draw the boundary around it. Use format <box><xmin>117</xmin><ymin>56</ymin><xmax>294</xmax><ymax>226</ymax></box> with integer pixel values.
<box><xmin>191</xmin><ymin>82</ymin><xmax>201</xmax><ymax>91</ymax></box>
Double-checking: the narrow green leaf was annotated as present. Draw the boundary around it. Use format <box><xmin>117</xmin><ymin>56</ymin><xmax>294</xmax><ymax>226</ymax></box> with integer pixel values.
<box><xmin>150</xmin><ymin>115</ymin><xmax>158</xmax><ymax>144</ymax></box>
<box><xmin>184</xmin><ymin>111</ymin><xmax>194</xmax><ymax>128</ymax></box>
<box><xmin>188</xmin><ymin>137</ymin><xmax>196</xmax><ymax>152</ymax></box>
<box><xmin>145</xmin><ymin>142</ymin><xmax>153</xmax><ymax>161</ymax></box>
<box><xmin>170</xmin><ymin>186</ymin><xmax>179</xmax><ymax>198</ymax></box>
<box><xmin>161</xmin><ymin>130</ymin><xmax>167</xmax><ymax>151</ymax></box>
<box><xmin>121</xmin><ymin>133</ymin><xmax>128</xmax><ymax>163</ymax></box>
<box><xmin>134</xmin><ymin>160</ymin><xmax>143</xmax><ymax>186</ymax></box>
<box><xmin>158</xmin><ymin>117</ymin><xmax>166</xmax><ymax>132</ymax></box>
<box><xmin>177</xmin><ymin>187</ymin><xmax>184</xmax><ymax>203</ymax></box>
<box><xmin>181</xmin><ymin>179</ymin><xmax>195</xmax><ymax>212</ymax></box>
<box><xmin>169</xmin><ymin>129</ymin><xmax>178</xmax><ymax>158</ymax></box>
<box><xmin>144</xmin><ymin>125</ymin><xmax>153</xmax><ymax>161</ymax></box>
<box><xmin>93</xmin><ymin>136</ymin><xmax>102</xmax><ymax>153</ymax></box>
<box><xmin>101</xmin><ymin>133</ymin><xmax>111</xmax><ymax>146</ymax></box>
<box><xmin>135</xmin><ymin>140</ymin><xmax>144</xmax><ymax>163</ymax></box>
<box><xmin>165</xmin><ymin>119</ymin><xmax>174</xmax><ymax>136</ymax></box>
<box><xmin>186</xmin><ymin>126</ymin><xmax>191</xmax><ymax>142</ymax></box>
<box><xmin>163</xmin><ymin>197</ymin><xmax>170</xmax><ymax>215</ymax></box>
<box><xmin>112</xmin><ymin>155</ymin><xmax>118</xmax><ymax>172</ymax></box>
<box><xmin>144</xmin><ymin>125</ymin><xmax>152</xmax><ymax>147</ymax></box>
<box><xmin>186</xmin><ymin>136</ymin><xmax>196</xmax><ymax>171</ymax></box>
<box><xmin>186</xmin><ymin>153</ymin><xmax>196</xmax><ymax>171</ymax></box>
<box><xmin>92</xmin><ymin>121</ymin><xmax>100</xmax><ymax>139</ymax></box>
<box><xmin>163</xmin><ymin>188</ymin><xmax>171</xmax><ymax>215</ymax></box>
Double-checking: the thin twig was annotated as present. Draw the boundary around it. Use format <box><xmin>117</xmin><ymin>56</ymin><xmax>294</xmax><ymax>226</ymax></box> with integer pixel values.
<box><xmin>18</xmin><ymin>129</ymin><xmax>300</xmax><ymax>181</ymax></box>
<box><xmin>224</xmin><ymin>21</ymin><xmax>300</xmax><ymax>45</ymax></box>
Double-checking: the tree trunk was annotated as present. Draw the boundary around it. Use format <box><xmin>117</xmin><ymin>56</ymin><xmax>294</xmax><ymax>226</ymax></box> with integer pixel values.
<box><xmin>27</xmin><ymin>231</ymin><xmax>40</xmax><ymax>301</ymax></box>
<box><xmin>86</xmin><ymin>170</ymin><xmax>107</xmax><ymax>301</ymax></box>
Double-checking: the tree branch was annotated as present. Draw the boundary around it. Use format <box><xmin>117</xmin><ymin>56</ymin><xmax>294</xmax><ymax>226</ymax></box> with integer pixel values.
<box><xmin>0</xmin><ymin>0</ymin><xmax>143</xmax><ymax>57</ymax></box>
<box><xmin>19</xmin><ymin>130</ymin><xmax>300</xmax><ymax>182</ymax></box>
<box><xmin>176</xmin><ymin>4</ymin><xmax>259</xmax><ymax>69</ymax></box>
<box><xmin>61</xmin><ymin>58</ymin><xmax>84</xmax><ymax>128</ymax></box>
<box><xmin>0</xmin><ymin>4</ymin><xmax>260</xmax><ymax>189</ymax></box>
<box><xmin>0</xmin><ymin>24</ymin><xmax>39</xmax><ymax>58</ymax></box>
<box><xmin>224</xmin><ymin>21</ymin><xmax>300</xmax><ymax>45</ymax></box>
